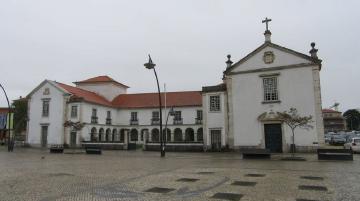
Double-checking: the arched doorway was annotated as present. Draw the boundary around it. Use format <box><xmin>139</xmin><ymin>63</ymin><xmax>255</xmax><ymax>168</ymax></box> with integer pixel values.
<box><xmin>141</xmin><ymin>129</ymin><xmax>148</xmax><ymax>142</ymax></box>
<box><xmin>197</xmin><ymin>128</ymin><xmax>203</xmax><ymax>142</ymax></box>
<box><xmin>90</xmin><ymin>127</ymin><xmax>97</xmax><ymax>142</ymax></box>
<box><xmin>174</xmin><ymin>128</ymin><xmax>182</xmax><ymax>142</ymax></box>
<box><xmin>130</xmin><ymin>129</ymin><xmax>138</xmax><ymax>141</ymax></box>
<box><xmin>106</xmin><ymin>128</ymin><xmax>111</xmax><ymax>142</ymax></box>
<box><xmin>112</xmin><ymin>129</ymin><xmax>118</xmax><ymax>141</ymax></box>
<box><xmin>120</xmin><ymin>129</ymin><xmax>126</xmax><ymax>142</ymax></box>
<box><xmin>99</xmin><ymin>128</ymin><xmax>104</xmax><ymax>142</ymax></box>
<box><xmin>185</xmin><ymin>128</ymin><xmax>194</xmax><ymax>142</ymax></box>
<box><xmin>163</xmin><ymin>128</ymin><xmax>171</xmax><ymax>142</ymax></box>
<box><xmin>151</xmin><ymin>128</ymin><xmax>160</xmax><ymax>142</ymax></box>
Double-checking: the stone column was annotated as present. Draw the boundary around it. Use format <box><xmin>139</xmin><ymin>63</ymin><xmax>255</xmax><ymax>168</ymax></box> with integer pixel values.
<box><xmin>149</xmin><ymin>131</ymin><xmax>152</xmax><ymax>142</ymax></box>
<box><xmin>171</xmin><ymin>133</ymin><xmax>174</xmax><ymax>142</ymax></box>
<box><xmin>194</xmin><ymin>132</ymin><xmax>198</xmax><ymax>142</ymax></box>
<box><xmin>182</xmin><ymin>132</ymin><xmax>185</xmax><ymax>142</ymax></box>
<box><xmin>124</xmin><ymin>130</ymin><xmax>128</xmax><ymax>150</ymax></box>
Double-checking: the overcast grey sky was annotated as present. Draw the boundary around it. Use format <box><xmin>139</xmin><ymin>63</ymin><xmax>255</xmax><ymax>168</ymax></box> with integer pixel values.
<box><xmin>0</xmin><ymin>0</ymin><xmax>359</xmax><ymax>112</ymax></box>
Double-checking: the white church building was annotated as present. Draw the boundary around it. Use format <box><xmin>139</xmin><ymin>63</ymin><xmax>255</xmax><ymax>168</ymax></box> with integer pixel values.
<box><xmin>25</xmin><ymin>24</ymin><xmax>324</xmax><ymax>153</ymax></box>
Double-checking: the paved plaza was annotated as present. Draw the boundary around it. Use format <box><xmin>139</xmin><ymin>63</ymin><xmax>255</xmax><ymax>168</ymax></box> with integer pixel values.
<box><xmin>0</xmin><ymin>147</ymin><xmax>359</xmax><ymax>201</ymax></box>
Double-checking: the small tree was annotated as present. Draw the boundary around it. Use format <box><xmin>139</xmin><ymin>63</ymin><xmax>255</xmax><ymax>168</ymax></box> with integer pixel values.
<box><xmin>12</xmin><ymin>98</ymin><xmax>28</xmax><ymax>139</ymax></box>
<box><xmin>343</xmin><ymin>109</ymin><xmax>360</xmax><ymax>131</ymax></box>
<box><xmin>277</xmin><ymin>108</ymin><xmax>313</xmax><ymax>156</ymax></box>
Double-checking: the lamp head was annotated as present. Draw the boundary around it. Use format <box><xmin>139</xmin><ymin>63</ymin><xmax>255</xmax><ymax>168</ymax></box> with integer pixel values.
<box><xmin>144</xmin><ymin>54</ymin><xmax>156</xmax><ymax>69</ymax></box>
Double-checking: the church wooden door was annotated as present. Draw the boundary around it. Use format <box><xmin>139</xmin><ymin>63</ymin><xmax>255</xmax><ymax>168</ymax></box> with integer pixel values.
<box><xmin>264</xmin><ymin>124</ymin><xmax>283</xmax><ymax>153</ymax></box>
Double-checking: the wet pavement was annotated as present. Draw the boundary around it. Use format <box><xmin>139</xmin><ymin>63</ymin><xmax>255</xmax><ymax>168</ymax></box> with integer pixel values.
<box><xmin>0</xmin><ymin>147</ymin><xmax>359</xmax><ymax>201</ymax></box>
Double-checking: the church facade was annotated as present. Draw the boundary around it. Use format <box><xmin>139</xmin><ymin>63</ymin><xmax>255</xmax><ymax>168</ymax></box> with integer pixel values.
<box><xmin>26</xmin><ymin>25</ymin><xmax>324</xmax><ymax>153</ymax></box>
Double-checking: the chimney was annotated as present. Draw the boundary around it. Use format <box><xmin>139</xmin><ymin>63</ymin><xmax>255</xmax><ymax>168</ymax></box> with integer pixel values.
<box><xmin>225</xmin><ymin>54</ymin><xmax>233</xmax><ymax>68</ymax></box>
<box><xmin>309</xmin><ymin>42</ymin><xmax>318</xmax><ymax>59</ymax></box>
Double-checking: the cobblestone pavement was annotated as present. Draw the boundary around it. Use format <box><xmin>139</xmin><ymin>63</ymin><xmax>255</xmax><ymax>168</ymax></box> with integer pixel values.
<box><xmin>0</xmin><ymin>147</ymin><xmax>359</xmax><ymax>201</ymax></box>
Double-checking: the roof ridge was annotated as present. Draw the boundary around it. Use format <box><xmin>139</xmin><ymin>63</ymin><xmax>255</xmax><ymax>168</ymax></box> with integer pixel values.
<box><xmin>116</xmin><ymin>91</ymin><xmax>201</xmax><ymax>96</ymax></box>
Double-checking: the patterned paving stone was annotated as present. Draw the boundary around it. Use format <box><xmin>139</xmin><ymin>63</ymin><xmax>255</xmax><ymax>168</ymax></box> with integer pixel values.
<box><xmin>176</xmin><ymin>178</ymin><xmax>199</xmax><ymax>182</ymax></box>
<box><xmin>296</xmin><ymin>199</ymin><xmax>320</xmax><ymax>201</ymax></box>
<box><xmin>298</xmin><ymin>185</ymin><xmax>328</xmax><ymax>191</ymax></box>
<box><xmin>197</xmin><ymin>171</ymin><xmax>215</xmax><ymax>174</ymax></box>
<box><xmin>145</xmin><ymin>187</ymin><xmax>176</xmax><ymax>193</ymax></box>
<box><xmin>211</xmin><ymin>192</ymin><xmax>243</xmax><ymax>201</ymax></box>
<box><xmin>231</xmin><ymin>181</ymin><xmax>257</xmax><ymax>186</ymax></box>
<box><xmin>300</xmin><ymin>176</ymin><xmax>324</xmax><ymax>181</ymax></box>
<box><xmin>245</xmin><ymin>173</ymin><xmax>266</xmax><ymax>177</ymax></box>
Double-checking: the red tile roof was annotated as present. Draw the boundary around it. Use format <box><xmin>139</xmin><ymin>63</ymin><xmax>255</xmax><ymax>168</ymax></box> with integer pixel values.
<box><xmin>57</xmin><ymin>81</ymin><xmax>201</xmax><ymax>108</ymax></box>
<box><xmin>322</xmin><ymin>109</ymin><xmax>341</xmax><ymax>113</ymax></box>
<box><xmin>112</xmin><ymin>91</ymin><xmax>202</xmax><ymax>108</ymax></box>
<box><xmin>0</xmin><ymin>108</ymin><xmax>11</xmax><ymax>114</ymax></box>
<box><xmin>73</xmin><ymin>75</ymin><xmax>129</xmax><ymax>88</ymax></box>
<box><xmin>56</xmin><ymin>82</ymin><xmax>113</xmax><ymax>107</ymax></box>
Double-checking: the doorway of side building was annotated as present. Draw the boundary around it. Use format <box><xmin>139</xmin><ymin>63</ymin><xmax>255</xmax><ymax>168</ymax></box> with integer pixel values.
<box><xmin>210</xmin><ymin>129</ymin><xmax>221</xmax><ymax>151</ymax></box>
<box><xmin>41</xmin><ymin>125</ymin><xmax>48</xmax><ymax>148</ymax></box>
<box><xmin>264</xmin><ymin>123</ymin><xmax>283</xmax><ymax>153</ymax></box>
<box><xmin>70</xmin><ymin>131</ymin><xmax>77</xmax><ymax>147</ymax></box>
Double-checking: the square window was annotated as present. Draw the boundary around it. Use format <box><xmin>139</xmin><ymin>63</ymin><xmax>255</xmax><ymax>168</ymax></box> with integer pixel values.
<box><xmin>152</xmin><ymin>111</ymin><xmax>159</xmax><ymax>119</ymax></box>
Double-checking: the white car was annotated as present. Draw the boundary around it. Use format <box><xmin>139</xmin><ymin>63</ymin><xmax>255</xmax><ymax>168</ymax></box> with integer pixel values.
<box><xmin>344</xmin><ymin>137</ymin><xmax>360</xmax><ymax>153</ymax></box>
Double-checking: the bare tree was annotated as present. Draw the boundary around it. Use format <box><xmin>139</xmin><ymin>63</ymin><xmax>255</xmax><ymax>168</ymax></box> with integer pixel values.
<box><xmin>277</xmin><ymin>108</ymin><xmax>313</xmax><ymax>156</ymax></box>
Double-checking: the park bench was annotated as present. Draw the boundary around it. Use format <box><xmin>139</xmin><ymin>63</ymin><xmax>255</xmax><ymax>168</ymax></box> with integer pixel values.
<box><xmin>317</xmin><ymin>148</ymin><xmax>353</xmax><ymax>161</ymax></box>
<box><xmin>242</xmin><ymin>148</ymin><xmax>271</xmax><ymax>159</ymax></box>
<box><xmin>85</xmin><ymin>145</ymin><xmax>102</xmax><ymax>155</ymax></box>
<box><xmin>49</xmin><ymin>144</ymin><xmax>64</xmax><ymax>153</ymax></box>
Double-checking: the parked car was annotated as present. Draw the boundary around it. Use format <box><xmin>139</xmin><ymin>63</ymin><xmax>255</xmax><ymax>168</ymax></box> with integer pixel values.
<box><xmin>344</xmin><ymin>137</ymin><xmax>360</xmax><ymax>153</ymax></box>
<box><xmin>329</xmin><ymin>135</ymin><xmax>346</xmax><ymax>145</ymax></box>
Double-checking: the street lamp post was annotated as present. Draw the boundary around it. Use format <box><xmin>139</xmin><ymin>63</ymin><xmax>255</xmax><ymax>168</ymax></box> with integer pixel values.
<box><xmin>144</xmin><ymin>55</ymin><xmax>165</xmax><ymax>157</ymax></box>
<box><xmin>0</xmin><ymin>83</ymin><xmax>12</xmax><ymax>152</ymax></box>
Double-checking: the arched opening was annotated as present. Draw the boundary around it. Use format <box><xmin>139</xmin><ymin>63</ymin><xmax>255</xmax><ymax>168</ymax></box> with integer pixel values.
<box><xmin>90</xmin><ymin>127</ymin><xmax>97</xmax><ymax>142</ymax></box>
<box><xmin>130</xmin><ymin>129</ymin><xmax>138</xmax><ymax>141</ymax></box>
<box><xmin>106</xmin><ymin>128</ymin><xmax>111</xmax><ymax>142</ymax></box>
<box><xmin>163</xmin><ymin>128</ymin><xmax>171</xmax><ymax>142</ymax></box>
<box><xmin>174</xmin><ymin>128</ymin><xmax>182</xmax><ymax>142</ymax></box>
<box><xmin>120</xmin><ymin>129</ymin><xmax>126</xmax><ymax>142</ymax></box>
<box><xmin>197</xmin><ymin>128</ymin><xmax>203</xmax><ymax>142</ymax></box>
<box><xmin>99</xmin><ymin>128</ymin><xmax>105</xmax><ymax>142</ymax></box>
<box><xmin>112</xmin><ymin>129</ymin><xmax>118</xmax><ymax>141</ymax></box>
<box><xmin>185</xmin><ymin>128</ymin><xmax>194</xmax><ymax>142</ymax></box>
<box><xmin>141</xmin><ymin>129</ymin><xmax>148</xmax><ymax>142</ymax></box>
<box><xmin>151</xmin><ymin>128</ymin><xmax>160</xmax><ymax>142</ymax></box>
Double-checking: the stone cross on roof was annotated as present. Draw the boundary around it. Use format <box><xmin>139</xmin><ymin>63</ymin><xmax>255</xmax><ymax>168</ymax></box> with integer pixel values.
<box><xmin>262</xmin><ymin>17</ymin><xmax>272</xmax><ymax>31</ymax></box>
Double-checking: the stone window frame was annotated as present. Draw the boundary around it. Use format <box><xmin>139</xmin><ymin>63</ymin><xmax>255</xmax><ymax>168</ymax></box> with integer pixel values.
<box><xmin>152</xmin><ymin>111</ymin><xmax>159</xmax><ymax>119</ymax></box>
<box><xmin>41</xmin><ymin>98</ymin><xmax>50</xmax><ymax>117</ymax></box>
<box><xmin>260</xmin><ymin>73</ymin><xmax>281</xmax><ymax>104</ymax></box>
<box><xmin>70</xmin><ymin>105</ymin><xmax>78</xmax><ymax>118</ymax></box>
<box><xmin>174</xmin><ymin>110</ymin><xmax>182</xmax><ymax>120</ymax></box>
<box><xmin>196</xmin><ymin>110</ymin><xmax>203</xmax><ymax>120</ymax></box>
<box><xmin>130</xmin><ymin>111</ymin><xmax>138</xmax><ymax>121</ymax></box>
<box><xmin>209</xmin><ymin>95</ymin><xmax>221</xmax><ymax>112</ymax></box>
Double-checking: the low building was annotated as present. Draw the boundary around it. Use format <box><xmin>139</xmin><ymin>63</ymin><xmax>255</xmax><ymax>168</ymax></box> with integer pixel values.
<box><xmin>322</xmin><ymin>109</ymin><xmax>346</xmax><ymax>133</ymax></box>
